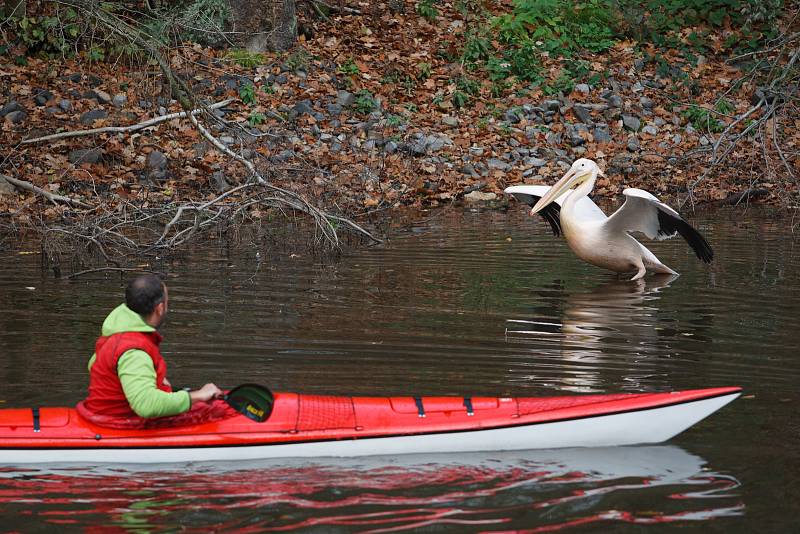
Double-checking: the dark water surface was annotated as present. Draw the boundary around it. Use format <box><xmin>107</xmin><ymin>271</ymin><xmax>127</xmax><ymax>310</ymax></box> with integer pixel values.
<box><xmin>0</xmin><ymin>207</ymin><xmax>798</xmax><ymax>531</ymax></box>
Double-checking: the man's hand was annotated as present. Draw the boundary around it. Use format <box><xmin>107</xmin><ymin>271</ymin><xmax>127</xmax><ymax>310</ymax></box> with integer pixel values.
<box><xmin>189</xmin><ymin>383</ymin><xmax>223</xmax><ymax>404</ymax></box>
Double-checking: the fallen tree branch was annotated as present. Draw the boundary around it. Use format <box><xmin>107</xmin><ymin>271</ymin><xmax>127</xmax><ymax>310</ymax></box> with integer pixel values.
<box><xmin>68</xmin><ymin>266</ymin><xmax>164</xmax><ymax>279</ymax></box>
<box><xmin>189</xmin><ymin>111</ymin><xmax>383</xmax><ymax>245</ymax></box>
<box><xmin>21</xmin><ymin>99</ymin><xmax>234</xmax><ymax>145</ymax></box>
<box><xmin>1</xmin><ymin>173</ymin><xmax>91</xmax><ymax>208</ymax></box>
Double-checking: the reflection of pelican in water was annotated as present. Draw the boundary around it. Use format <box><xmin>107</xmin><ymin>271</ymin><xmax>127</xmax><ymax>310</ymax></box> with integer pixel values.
<box><xmin>507</xmin><ymin>275</ymin><xmax>678</xmax><ymax>392</ymax></box>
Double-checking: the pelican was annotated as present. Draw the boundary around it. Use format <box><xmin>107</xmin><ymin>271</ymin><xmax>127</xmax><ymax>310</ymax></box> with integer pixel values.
<box><xmin>505</xmin><ymin>158</ymin><xmax>713</xmax><ymax>280</ymax></box>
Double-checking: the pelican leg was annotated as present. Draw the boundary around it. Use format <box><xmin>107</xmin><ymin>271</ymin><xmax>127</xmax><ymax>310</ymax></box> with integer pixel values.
<box><xmin>630</xmin><ymin>264</ymin><xmax>647</xmax><ymax>281</ymax></box>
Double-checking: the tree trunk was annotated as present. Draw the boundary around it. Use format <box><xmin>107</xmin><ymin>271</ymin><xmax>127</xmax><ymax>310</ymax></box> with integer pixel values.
<box><xmin>5</xmin><ymin>0</ymin><xmax>26</xmax><ymax>18</ymax></box>
<box><xmin>228</xmin><ymin>0</ymin><xmax>296</xmax><ymax>52</ymax></box>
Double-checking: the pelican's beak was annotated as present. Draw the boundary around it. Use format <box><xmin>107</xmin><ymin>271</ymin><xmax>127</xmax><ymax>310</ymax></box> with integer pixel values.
<box><xmin>529</xmin><ymin>167</ymin><xmax>580</xmax><ymax>215</ymax></box>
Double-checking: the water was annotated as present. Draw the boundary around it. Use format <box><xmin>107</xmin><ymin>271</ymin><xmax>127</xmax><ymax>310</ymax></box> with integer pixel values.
<box><xmin>0</xmin><ymin>206</ymin><xmax>798</xmax><ymax>531</ymax></box>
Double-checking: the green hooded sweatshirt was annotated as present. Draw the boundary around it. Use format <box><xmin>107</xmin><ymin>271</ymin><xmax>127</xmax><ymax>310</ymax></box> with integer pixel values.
<box><xmin>88</xmin><ymin>304</ymin><xmax>190</xmax><ymax>418</ymax></box>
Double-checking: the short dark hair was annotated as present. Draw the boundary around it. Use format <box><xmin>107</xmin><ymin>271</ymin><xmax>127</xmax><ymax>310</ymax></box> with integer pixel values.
<box><xmin>125</xmin><ymin>274</ymin><xmax>166</xmax><ymax>315</ymax></box>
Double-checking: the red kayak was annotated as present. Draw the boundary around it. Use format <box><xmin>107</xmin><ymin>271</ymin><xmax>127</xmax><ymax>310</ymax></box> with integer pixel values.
<box><xmin>0</xmin><ymin>386</ymin><xmax>740</xmax><ymax>464</ymax></box>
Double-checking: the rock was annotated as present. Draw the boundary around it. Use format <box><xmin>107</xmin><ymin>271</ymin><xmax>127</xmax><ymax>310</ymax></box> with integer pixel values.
<box><xmin>45</xmin><ymin>107</ymin><xmax>60</xmax><ymax>114</ymax></box>
<box><xmin>58</xmin><ymin>99</ymin><xmax>73</xmax><ymax>112</ymax></box>
<box><xmin>546</xmin><ymin>132</ymin><xmax>562</xmax><ymax>146</ymax></box>
<box><xmin>641</xmin><ymin>125</ymin><xmax>658</xmax><ymax>136</ymax></box>
<box><xmin>384</xmin><ymin>141</ymin><xmax>399</xmax><ymax>154</ymax></box>
<box><xmin>4</xmin><ymin>110</ymin><xmax>26</xmax><ymax>124</ymax></box>
<box><xmin>80</xmin><ymin>109</ymin><xmax>107</xmax><ymax>125</ymax></box>
<box><xmin>93</xmin><ymin>89</ymin><xmax>112</xmax><ymax>104</ymax></box>
<box><xmin>112</xmin><ymin>94</ymin><xmax>127</xmax><ymax>108</ymax></box>
<box><xmin>87</xmin><ymin>74</ymin><xmax>102</xmax><ymax>87</ymax></box>
<box><xmin>336</xmin><ymin>90</ymin><xmax>355</xmax><ymax>107</ymax></box>
<box><xmin>68</xmin><ymin>149</ymin><xmax>103</xmax><ymax>164</ymax></box>
<box><xmin>525</xmin><ymin>157</ymin><xmax>548</xmax><ymax>167</ymax></box>
<box><xmin>575</xmin><ymin>83</ymin><xmax>591</xmax><ymax>94</ymax></box>
<box><xmin>593</xmin><ymin>127</ymin><xmax>613</xmax><ymax>143</ymax></box>
<box><xmin>219</xmin><ymin>136</ymin><xmax>235</xmax><ymax>145</ymax></box>
<box><xmin>543</xmin><ymin>99</ymin><xmax>561</xmax><ymax>112</ymax></box>
<box><xmin>632</xmin><ymin>82</ymin><xmax>644</xmax><ymax>92</ymax></box>
<box><xmin>627</xmin><ymin>136</ymin><xmax>640</xmax><ymax>152</ymax></box>
<box><xmin>686</xmin><ymin>124</ymin><xmax>697</xmax><ymax>134</ymax></box>
<box><xmin>622</xmin><ymin>114</ymin><xmax>641</xmax><ymax>131</ymax></box>
<box><xmin>327</xmin><ymin>103</ymin><xmax>343</xmax><ymax>116</ymax></box>
<box><xmin>193</xmin><ymin>142</ymin><xmax>208</xmax><ymax>157</ymax></box>
<box><xmin>147</xmin><ymin>150</ymin><xmax>168</xmax><ymax>168</ymax></box>
<box><xmin>567</xmin><ymin>130</ymin><xmax>585</xmax><ymax>146</ymax></box>
<box><xmin>0</xmin><ymin>101</ymin><xmax>24</xmax><ymax>117</ymax></box>
<box><xmin>639</xmin><ymin>96</ymin><xmax>654</xmax><ymax>109</ymax></box>
<box><xmin>363</xmin><ymin>140</ymin><xmax>377</xmax><ymax>151</ymax></box>
<box><xmin>0</xmin><ymin>174</ymin><xmax>16</xmax><ymax>195</ymax></box>
<box><xmin>442</xmin><ymin>115</ymin><xmax>459</xmax><ymax>128</ymax></box>
<box><xmin>292</xmin><ymin>100</ymin><xmax>313</xmax><ymax>115</ymax></box>
<box><xmin>573</xmin><ymin>105</ymin><xmax>592</xmax><ymax>124</ymax></box>
<box><xmin>33</xmin><ymin>89</ymin><xmax>54</xmax><ymax>106</ymax></box>
<box><xmin>469</xmin><ymin>146</ymin><xmax>484</xmax><ymax>157</ymax></box>
<box><xmin>464</xmin><ymin>191</ymin><xmax>497</xmax><ymax>202</ymax></box>
<box><xmin>487</xmin><ymin>158</ymin><xmax>511</xmax><ymax>171</ymax></box>
<box><xmin>606</xmin><ymin>93</ymin><xmax>624</xmax><ymax>108</ymax></box>
<box><xmin>699</xmin><ymin>136</ymin><xmax>710</xmax><ymax>146</ymax></box>
<box><xmin>672</xmin><ymin>134</ymin><xmax>682</xmax><ymax>144</ymax></box>
<box><xmin>211</xmin><ymin>171</ymin><xmax>230</xmax><ymax>192</ymax></box>
<box><xmin>504</xmin><ymin>108</ymin><xmax>523</xmax><ymax>123</ymax></box>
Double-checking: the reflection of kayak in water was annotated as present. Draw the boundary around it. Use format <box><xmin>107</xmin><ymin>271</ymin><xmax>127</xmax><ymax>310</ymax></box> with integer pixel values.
<box><xmin>0</xmin><ymin>386</ymin><xmax>740</xmax><ymax>465</ymax></box>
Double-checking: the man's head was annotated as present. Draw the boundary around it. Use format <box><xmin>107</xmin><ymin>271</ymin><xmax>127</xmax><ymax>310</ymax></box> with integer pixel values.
<box><xmin>125</xmin><ymin>274</ymin><xmax>169</xmax><ymax>328</ymax></box>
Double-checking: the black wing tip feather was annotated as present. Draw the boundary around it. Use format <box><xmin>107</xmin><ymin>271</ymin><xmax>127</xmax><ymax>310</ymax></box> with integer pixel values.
<box><xmin>514</xmin><ymin>193</ymin><xmax>562</xmax><ymax>236</ymax></box>
<box><xmin>657</xmin><ymin>210</ymin><xmax>714</xmax><ymax>263</ymax></box>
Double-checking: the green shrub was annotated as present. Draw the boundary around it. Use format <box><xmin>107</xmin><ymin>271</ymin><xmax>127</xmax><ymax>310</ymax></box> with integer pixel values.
<box><xmin>354</xmin><ymin>90</ymin><xmax>376</xmax><ymax>114</ymax></box>
<box><xmin>416</xmin><ymin>0</ymin><xmax>440</xmax><ymax>20</ymax></box>
<box><xmin>239</xmin><ymin>83</ymin><xmax>257</xmax><ymax>105</ymax></box>
<box><xmin>226</xmin><ymin>49</ymin><xmax>265</xmax><ymax>69</ymax></box>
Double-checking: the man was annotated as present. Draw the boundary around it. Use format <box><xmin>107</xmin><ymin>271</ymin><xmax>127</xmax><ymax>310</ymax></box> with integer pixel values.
<box><xmin>77</xmin><ymin>274</ymin><xmax>233</xmax><ymax>428</ymax></box>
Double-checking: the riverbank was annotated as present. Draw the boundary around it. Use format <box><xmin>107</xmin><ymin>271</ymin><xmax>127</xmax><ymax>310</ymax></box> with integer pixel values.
<box><xmin>1</xmin><ymin>1</ymin><xmax>797</xmax><ymax>232</ymax></box>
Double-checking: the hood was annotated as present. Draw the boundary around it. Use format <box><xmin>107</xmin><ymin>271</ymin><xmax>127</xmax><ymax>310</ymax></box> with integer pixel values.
<box><xmin>101</xmin><ymin>304</ymin><xmax>155</xmax><ymax>336</ymax></box>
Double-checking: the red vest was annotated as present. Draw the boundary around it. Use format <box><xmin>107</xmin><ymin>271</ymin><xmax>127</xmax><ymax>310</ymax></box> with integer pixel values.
<box><xmin>83</xmin><ymin>331</ymin><xmax>172</xmax><ymax>417</ymax></box>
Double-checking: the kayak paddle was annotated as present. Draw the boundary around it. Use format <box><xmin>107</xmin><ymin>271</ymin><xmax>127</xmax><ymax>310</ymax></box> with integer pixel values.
<box><xmin>223</xmin><ymin>383</ymin><xmax>274</xmax><ymax>422</ymax></box>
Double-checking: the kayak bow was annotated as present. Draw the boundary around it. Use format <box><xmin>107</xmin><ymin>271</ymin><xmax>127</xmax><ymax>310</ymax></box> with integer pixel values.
<box><xmin>0</xmin><ymin>386</ymin><xmax>740</xmax><ymax>464</ymax></box>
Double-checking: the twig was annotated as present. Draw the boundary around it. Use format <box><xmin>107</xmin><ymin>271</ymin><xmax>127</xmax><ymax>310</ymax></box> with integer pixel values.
<box><xmin>68</xmin><ymin>267</ymin><xmax>164</xmax><ymax>279</ymax></box>
<box><xmin>1</xmin><ymin>174</ymin><xmax>91</xmax><ymax>208</ymax></box>
<box><xmin>21</xmin><ymin>99</ymin><xmax>234</xmax><ymax>144</ymax></box>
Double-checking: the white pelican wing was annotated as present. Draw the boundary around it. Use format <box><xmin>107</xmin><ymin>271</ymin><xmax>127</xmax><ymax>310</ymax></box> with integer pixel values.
<box><xmin>606</xmin><ymin>188</ymin><xmax>714</xmax><ymax>263</ymax></box>
<box><xmin>505</xmin><ymin>185</ymin><xmax>606</xmax><ymax>236</ymax></box>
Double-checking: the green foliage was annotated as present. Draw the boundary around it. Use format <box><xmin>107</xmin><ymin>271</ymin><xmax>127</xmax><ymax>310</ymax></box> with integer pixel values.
<box><xmin>382</xmin><ymin>70</ymin><xmax>417</xmax><ymax>95</ymax></box>
<box><xmin>495</xmin><ymin>0</ymin><xmax>617</xmax><ymax>55</ymax></box>
<box><xmin>3</xmin><ymin>7</ymin><xmax>81</xmax><ymax>56</ymax></box>
<box><xmin>285</xmin><ymin>48</ymin><xmax>313</xmax><ymax>71</ymax></box>
<box><xmin>337</xmin><ymin>58</ymin><xmax>360</xmax><ymax>75</ymax></box>
<box><xmin>462</xmin><ymin>28</ymin><xmax>493</xmax><ymax>64</ymax></box>
<box><xmin>417</xmin><ymin>62</ymin><xmax>432</xmax><ymax>80</ymax></box>
<box><xmin>239</xmin><ymin>83</ymin><xmax>257</xmax><ymax>106</ymax></box>
<box><xmin>354</xmin><ymin>90</ymin><xmax>376</xmax><ymax>114</ymax></box>
<box><xmin>226</xmin><ymin>49</ymin><xmax>265</xmax><ymax>69</ymax></box>
<box><xmin>416</xmin><ymin>0</ymin><xmax>440</xmax><ymax>20</ymax></box>
<box><xmin>248</xmin><ymin>111</ymin><xmax>266</xmax><ymax>126</ymax></box>
<box><xmin>174</xmin><ymin>0</ymin><xmax>231</xmax><ymax>46</ymax></box>
<box><xmin>386</xmin><ymin>114</ymin><xmax>407</xmax><ymax>127</ymax></box>
<box><xmin>683</xmin><ymin>105</ymin><xmax>726</xmax><ymax>133</ymax></box>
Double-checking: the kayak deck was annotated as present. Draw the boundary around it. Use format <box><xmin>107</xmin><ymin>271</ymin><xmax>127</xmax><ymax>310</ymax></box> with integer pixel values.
<box><xmin>0</xmin><ymin>387</ymin><xmax>741</xmax><ymax>463</ymax></box>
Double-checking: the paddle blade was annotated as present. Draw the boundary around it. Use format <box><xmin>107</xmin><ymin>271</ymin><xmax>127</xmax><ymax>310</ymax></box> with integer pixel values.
<box><xmin>224</xmin><ymin>384</ymin><xmax>274</xmax><ymax>422</ymax></box>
